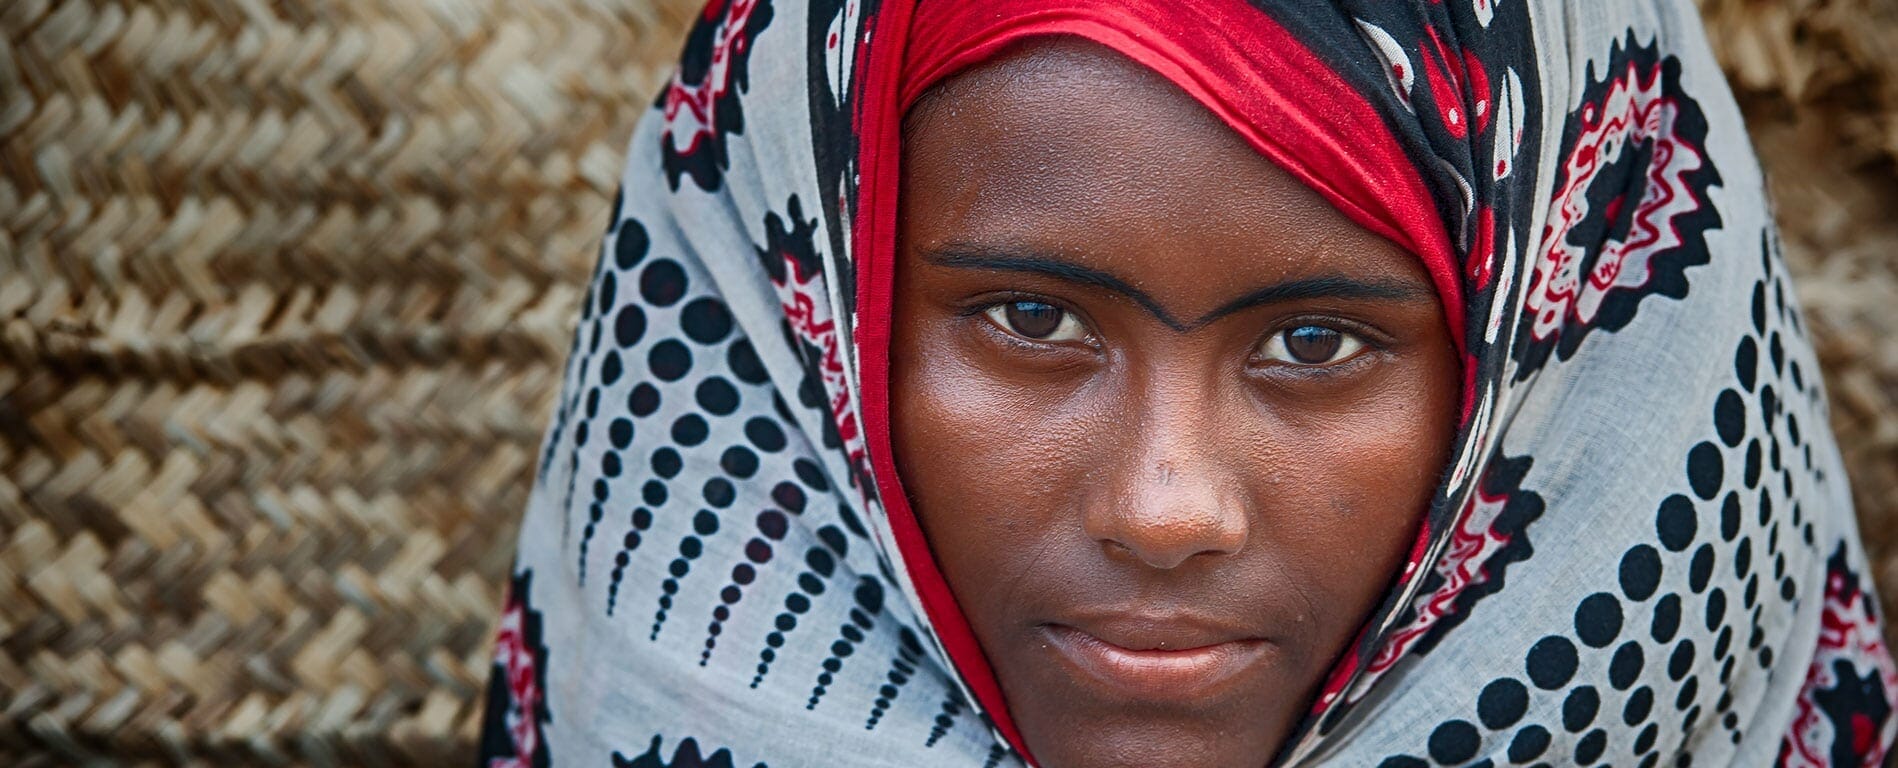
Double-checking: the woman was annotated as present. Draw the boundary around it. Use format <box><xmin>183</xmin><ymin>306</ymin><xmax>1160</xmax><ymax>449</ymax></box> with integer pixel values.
<box><xmin>479</xmin><ymin>0</ymin><xmax>1896</xmax><ymax>765</ymax></box>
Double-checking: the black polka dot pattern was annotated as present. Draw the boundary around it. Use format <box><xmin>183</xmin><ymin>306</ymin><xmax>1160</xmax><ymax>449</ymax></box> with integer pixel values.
<box><xmin>807</xmin><ymin>577</ymin><xmax>886</xmax><ymax>709</ymax></box>
<box><xmin>1365</xmin><ymin>226</ymin><xmax>1863</xmax><ymax>766</ymax></box>
<box><xmin>607</xmin><ymin>505</ymin><xmax>656</xmax><ymax>616</ymax></box>
<box><xmin>865</xmin><ymin>628</ymin><xmax>927</xmax><ymax>730</ymax></box>
<box><xmin>699</xmin><ymin>509</ymin><xmax>785</xmax><ymax>665</ymax></box>
<box><xmin>926</xmin><ymin>687</ymin><xmax>972</xmax><ymax>748</ymax></box>
<box><xmin>650</xmin><ymin>509</ymin><xmax>722</xmax><ymax>640</ymax></box>
<box><xmin>754</xmin><ymin>527</ymin><xmax>849</xmax><ymax>689</ymax></box>
<box><xmin>498</xmin><ymin>178</ymin><xmax>1014</xmax><ymax>764</ymax></box>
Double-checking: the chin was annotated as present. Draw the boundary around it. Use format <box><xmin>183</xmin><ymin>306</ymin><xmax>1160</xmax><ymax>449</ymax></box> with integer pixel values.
<box><xmin>1020</xmin><ymin>709</ymin><xmax>1281</xmax><ymax>768</ymax></box>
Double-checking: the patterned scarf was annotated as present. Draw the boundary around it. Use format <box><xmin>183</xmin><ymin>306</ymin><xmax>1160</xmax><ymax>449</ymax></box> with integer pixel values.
<box><xmin>480</xmin><ymin>0</ymin><xmax>1896</xmax><ymax>765</ymax></box>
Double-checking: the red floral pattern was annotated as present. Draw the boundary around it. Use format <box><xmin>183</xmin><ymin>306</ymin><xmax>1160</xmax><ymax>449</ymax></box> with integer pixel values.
<box><xmin>1780</xmin><ymin>549</ymin><xmax>1898</xmax><ymax>767</ymax></box>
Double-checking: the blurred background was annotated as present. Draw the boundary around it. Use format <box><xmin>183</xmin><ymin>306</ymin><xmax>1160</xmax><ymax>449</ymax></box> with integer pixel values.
<box><xmin>0</xmin><ymin>0</ymin><xmax>1893</xmax><ymax>764</ymax></box>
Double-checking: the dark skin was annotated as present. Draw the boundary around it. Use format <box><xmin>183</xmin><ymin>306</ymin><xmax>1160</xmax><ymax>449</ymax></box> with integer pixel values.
<box><xmin>891</xmin><ymin>41</ymin><xmax>1461</xmax><ymax>768</ymax></box>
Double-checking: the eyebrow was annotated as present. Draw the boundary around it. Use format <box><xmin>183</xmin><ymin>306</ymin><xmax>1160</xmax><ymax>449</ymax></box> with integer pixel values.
<box><xmin>922</xmin><ymin>245</ymin><xmax>1436</xmax><ymax>331</ymax></box>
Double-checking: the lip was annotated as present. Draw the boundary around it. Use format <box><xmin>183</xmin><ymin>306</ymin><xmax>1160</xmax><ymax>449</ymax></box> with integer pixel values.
<box><xmin>1040</xmin><ymin>618</ymin><xmax>1273</xmax><ymax>702</ymax></box>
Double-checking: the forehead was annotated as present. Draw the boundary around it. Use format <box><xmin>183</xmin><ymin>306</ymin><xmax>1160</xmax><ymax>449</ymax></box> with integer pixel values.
<box><xmin>899</xmin><ymin>39</ymin><xmax>1427</xmax><ymax>298</ymax></box>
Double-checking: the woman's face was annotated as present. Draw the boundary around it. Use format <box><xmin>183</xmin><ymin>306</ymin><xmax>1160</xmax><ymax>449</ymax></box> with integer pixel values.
<box><xmin>892</xmin><ymin>42</ymin><xmax>1460</xmax><ymax>768</ymax></box>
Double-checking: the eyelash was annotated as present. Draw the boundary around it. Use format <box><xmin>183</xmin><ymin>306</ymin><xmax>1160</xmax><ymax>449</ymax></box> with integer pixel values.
<box><xmin>969</xmin><ymin>297</ymin><xmax>1385</xmax><ymax>375</ymax></box>
<box><xmin>964</xmin><ymin>295</ymin><xmax>1099</xmax><ymax>353</ymax></box>
<box><xmin>1248</xmin><ymin>320</ymin><xmax>1384</xmax><ymax>381</ymax></box>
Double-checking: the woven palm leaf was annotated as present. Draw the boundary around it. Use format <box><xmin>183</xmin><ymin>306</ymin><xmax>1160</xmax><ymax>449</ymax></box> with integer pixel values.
<box><xmin>1</xmin><ymin>0</ymin><xmax>698</xmax><ymax>764</ymax></box>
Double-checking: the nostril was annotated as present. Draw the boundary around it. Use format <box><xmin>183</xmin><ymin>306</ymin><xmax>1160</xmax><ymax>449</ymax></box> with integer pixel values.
<box><xmin>1094</xmin><ymin>502</ymin><xmax>1249</xmax><ymax>569</ymax></box>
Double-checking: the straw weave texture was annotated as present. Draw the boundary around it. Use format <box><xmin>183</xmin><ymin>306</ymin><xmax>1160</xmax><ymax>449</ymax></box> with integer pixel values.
<box><xmin>1</xmin><ymin>0</ymin><xmax>1894</xmax><ymax>765</ymax></box>
<box><xmin>1</xmin><ymin>0</ymin><xmax>697</xmax><ymax>764</ymax></box>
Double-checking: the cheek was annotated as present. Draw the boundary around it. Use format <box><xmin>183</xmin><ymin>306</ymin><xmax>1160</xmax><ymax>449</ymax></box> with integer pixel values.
<box><xmin>1258</xmin><ymin>364</ymin><xmax>1458</xmax><ymax>613</ymax></box>
<box><xmin>897</xmin><ymin>349</ymin><xmax>1089</xmax><ymax>489</ymax></box>
<box><xmin>890</xmin><ymin>320</ymin><xmax>1104</xmax><ymax>595</ymax></box>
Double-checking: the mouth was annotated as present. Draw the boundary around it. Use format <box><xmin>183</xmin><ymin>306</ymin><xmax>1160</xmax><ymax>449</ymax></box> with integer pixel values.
<box><xmin>1039</xmin><ymin>620</ymin><xmax>1273</xmax><ymax>703</ymax></box>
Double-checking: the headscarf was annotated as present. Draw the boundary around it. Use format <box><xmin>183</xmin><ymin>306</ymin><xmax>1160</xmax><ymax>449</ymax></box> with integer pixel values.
<box><xmin>478</xmin><ymin>0</ymin><xmax>1898</xmax><ymax>765</ymax></box>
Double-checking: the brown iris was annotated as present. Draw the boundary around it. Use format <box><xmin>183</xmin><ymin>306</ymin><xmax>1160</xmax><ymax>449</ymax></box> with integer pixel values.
<box><xmin>1004</xmin><ymin>301</ymin><xmax>1067</xmax><ymax>338</ymax></box>
<box><xmin>1282</xmin><ymin>326</ymin><xmax>1344</xmax><ymax>364</ymax></box>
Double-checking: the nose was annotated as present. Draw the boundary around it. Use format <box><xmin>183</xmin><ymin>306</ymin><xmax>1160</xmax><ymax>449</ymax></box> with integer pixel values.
<box><xmin>1083</xmin><ymin>401</ymin><xmax>1249</xmax><ymax>570</ymax></box>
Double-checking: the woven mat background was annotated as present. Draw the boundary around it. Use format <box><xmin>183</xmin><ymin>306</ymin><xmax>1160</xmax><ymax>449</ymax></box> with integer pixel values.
<box><xmin>1</xmin><ymin>0</ymin><xmax>1893</xmax><ymax>765</ymax></box>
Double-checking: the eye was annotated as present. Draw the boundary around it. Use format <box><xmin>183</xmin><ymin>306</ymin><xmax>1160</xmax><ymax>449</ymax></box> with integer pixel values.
<box><xmin>1258</xmin><ymin>325</ymin><xmax>1367</xmax><ymax>365</ymax></box>
<box><xmin>984</xmin><ymin>301</ymin><xmax>1088</xmax><ymax>342</ymax></box>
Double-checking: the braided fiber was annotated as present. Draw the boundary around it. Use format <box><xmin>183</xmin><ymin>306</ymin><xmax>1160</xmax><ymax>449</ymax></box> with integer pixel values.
<box><xmin>1</xmin><ymin>0</ymin><xmax>697</xmax><ymax>764</ymax></box>
<box><xmin>1</xmin><ymin>0</ymin><xmax>1892</xmax><ymax>764</ymax></box>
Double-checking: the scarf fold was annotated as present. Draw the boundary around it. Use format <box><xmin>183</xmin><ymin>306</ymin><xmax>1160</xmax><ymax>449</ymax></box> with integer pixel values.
<box><xmin>480</xmin><ymin>1</ymin><xmax>1897</xmax><ymax>765</ymax></box>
